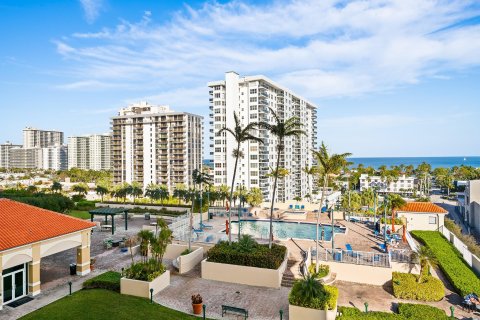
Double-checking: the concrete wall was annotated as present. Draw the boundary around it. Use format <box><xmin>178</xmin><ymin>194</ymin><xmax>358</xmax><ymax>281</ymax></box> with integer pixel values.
<box><xmin>322</xmin><ymin>261</ymin><xmax>420</xmax><ymax>286</ymax></box>
<box><xmin>178</xmin><ymin>247</ymin><xmax>204</xmax><ymax>274</ymax></box>
<box><xmin>289</xmin><ymin>304</ymin><xmax>337</xmax><ymax>320</ymax></box>
<box><xmin>120</xmin><ymin>270</ymin><xmax>170</xmax><ymax>298</ymax></box>
<box><xmin>164</xmin><ymin>243</ymin><xmax>200</xmax><ymax>260</ymax></box>
<box><xmin>201</xmin><ymin>253</ymin><xmax>288</xmax><ymax>288</ymax></box>
<box><xmin>397</xmin><ymin>212</ymin><xmax>444</xmax><ymax>231</ymax></box>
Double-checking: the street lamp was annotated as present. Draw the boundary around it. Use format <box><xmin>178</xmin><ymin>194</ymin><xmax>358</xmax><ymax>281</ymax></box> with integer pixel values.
<box><xmin>383</xmin><ymin>195</ymin><xmax>389</xmax><ymax>250</ymax></box>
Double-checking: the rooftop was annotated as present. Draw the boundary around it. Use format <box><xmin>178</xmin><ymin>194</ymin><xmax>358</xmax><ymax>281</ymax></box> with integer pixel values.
<box><xmin>398</xmin><ymin>202</ymin><xmax>448</xmax><ymax>214</ymax></box>
<box><xmin>0</xmin><ymin>198</ymin><xmax>95</xmax><ymax>252</ymax></box>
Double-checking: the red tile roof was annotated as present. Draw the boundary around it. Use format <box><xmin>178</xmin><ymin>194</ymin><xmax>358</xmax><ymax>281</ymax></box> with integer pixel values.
<box><xmin>0</xmin><ymin>198</ymin><xmax>95</xmax><ymax>251</ymax></box>
<box><xmin>399</xmin><ymin>202</ymin><xmax>448</xmax><ymax>214</ymax></box>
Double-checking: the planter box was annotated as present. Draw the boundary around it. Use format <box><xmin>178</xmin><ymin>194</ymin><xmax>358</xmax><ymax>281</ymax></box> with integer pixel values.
<box><xmin>289</xmin><ymin>304</ymin><xmax>337</xmax><ymax>320</ymax></box>
<box><xmin>120</xmin><ymin>270</ymin><xmax>170</xmax><ymax>298</ymax></box>
<box><xmin>127</xmin><ymin>245</ymin><xmax>140</xmax><ymax>256</ymax></box>
<box><xmin>201</xmin><ymin>252</ymin><xmax>288</xmax><ymax>288</ymax></box>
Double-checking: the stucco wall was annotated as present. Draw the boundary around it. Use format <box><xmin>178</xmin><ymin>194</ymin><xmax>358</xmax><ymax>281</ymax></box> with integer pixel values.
<box><xmin>397</xmin><ymin>212</ymin><xmax>444</xmax><ymax>231</ymax></box>
<box><xmin>201</xmin><ymin>253</ymin><xmax>288</xmax><ymax>288</ymax></box>
<box><xmin>178</xmin><ymin>247</ymin><xmax>204</xmax><ymax>274</ymax></box>
<box><xmin>120</xmin><ymin>270</ymin><xmax>170</xmax><ymax>298</ymax></box>
<box><xmin>289</xmin><ymin>304</ymin><xmax>337</xmax><ymax>320</ymax></box>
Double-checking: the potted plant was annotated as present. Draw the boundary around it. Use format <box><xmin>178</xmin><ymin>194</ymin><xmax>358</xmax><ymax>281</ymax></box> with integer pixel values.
<box><xmin>191</xmin><ymin>293</ymin><xmax>203</xmax><ymax>315</ymax></box>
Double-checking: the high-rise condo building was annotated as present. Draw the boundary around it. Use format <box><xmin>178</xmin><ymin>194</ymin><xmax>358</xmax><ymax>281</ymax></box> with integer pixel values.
<box><xmin>0</xmin><ymin>142</ymin><xmax>22</xmax><ymax>169</ymax></box>
<box><xmin>41</xmin><ymin>145</ymin><xmax>68</xmax><ymax>171</ymax></box>
<box><xmin>68</xmin><ymin>134</ymin><xmax>112</xmax><ymax>170</ymax></box>
<box><xmin>208</xmin><ymin>71</ymin><xmax>317</xmax><ymax>202</ymax></box>
<box><xmin>23</xmin><ymin>127</ymin><xmax>64</xmax><ymax>148</ymax></box>
<box><xmin>111</xmin><ymin>102</ymin><xmax>203</xmax><ymax>191</ymax></box>
<box><xmin>9</xmin><ymin>146</ymin><xmax>68</xmax><ymax>171</ymax></box>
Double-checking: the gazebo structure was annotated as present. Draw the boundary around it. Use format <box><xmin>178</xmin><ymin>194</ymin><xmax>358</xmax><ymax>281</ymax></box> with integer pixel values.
<box><xmin>88</xmin><ymin>207</ymin><xmax>129</xmax><ymax>235</ymax></box>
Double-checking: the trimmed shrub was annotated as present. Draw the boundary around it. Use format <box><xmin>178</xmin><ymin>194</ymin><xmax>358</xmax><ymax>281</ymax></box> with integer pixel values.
<box><xmin>83</xmin><ymin>271</ymin><xmax>121</xmax><ymax>292</ymax></box>
<box><xmin>337</xmin><ymin>307</ymin><xmax>402</xmax><ymax>319</ymax></box>
<box><xmin>288</xmin><ymin>275</ymin><xmax>338</xmax><ymax>310</ymax></box>
<box><xmin>75</xmin><ymin>200</ymin><xmax>96</xmax><ymax>211</ymax></box>
<box><xmin>412</xmin><ymin>231</ymin><xmax>480</xmax><ymax>296</ymax></box>
<box><xmin>206</xmin><ymin>238</ymin><xmax>286</xmax><ymax>269</ymax></box>
<box><xmin>126</xmin><ymin>206</ymin><xmax>187</xmax><ymax>216</ymax></box>
<box><xmin>392</xmin><ymin>272</ymin><xmax>444</xmax><ymax>301</ymax></box>
<box><xmin>309</xmin><ymin>263</ymin><xmax>330</xmax><ymax>278</ymax></box>
<box><xmin>398</xmin><ymin>303</ymin><xmax>449</xmax><ymax>320</ymax></box>
<box><xmin>0</xmin><ymin>191</ymin><xmax>74</xmax><ymax>212</ymax></box>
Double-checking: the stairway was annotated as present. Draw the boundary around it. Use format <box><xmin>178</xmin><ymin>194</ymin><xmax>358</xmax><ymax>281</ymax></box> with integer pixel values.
<box><xmin>281</xmin><ymin>260</ymin><xmax>298</xmax><ymax>287</ymax></box>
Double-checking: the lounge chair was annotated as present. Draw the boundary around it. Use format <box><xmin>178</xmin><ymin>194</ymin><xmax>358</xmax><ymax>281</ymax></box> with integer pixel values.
<box><xmin>301</xmin><ymin>205</ymin><xmax>305</xmax><ymax>210</ymax></box>
<box><xmin>379</xmin><ymin>243</ymin><xmax>387</xmax><ymax>252</ymax></box>
<box><xmin>289</xmin><ymin>204</ymin><xmax>293</xmax><ymax>209</ymax></box>
<box><xmin>192</xmin><ymin>227</ymin><xmax>204</xmax><ymax>234</ymax></box>
<box><xmin>200</xmin><ymin>223</ymin><xmax>213</xmax><ymax>229</ymax></box>
<box><xmin>205</xmin><ymin>235</ymin><xmax>214</xmax><ymax>242</ymax></box>
<box><xmin>295</xmin><ymin>205</ymin><xmax>300</xmax><ymax>210</ymax></box>
<box><xmin>345</xmin><ymin>244</ymin><xmax>353</xmax><ymax>251</ymax></box>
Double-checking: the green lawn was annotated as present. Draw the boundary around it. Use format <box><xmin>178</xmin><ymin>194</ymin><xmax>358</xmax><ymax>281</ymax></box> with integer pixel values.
<box><xmin>20</xmin><ymin>289</ymin><xmax>206</xmax><ymax>320</ymax></box>
<box><xmin>67</xmin><ymin>210</ymin><xmax>91</xmax><ymax>219</ymax></box>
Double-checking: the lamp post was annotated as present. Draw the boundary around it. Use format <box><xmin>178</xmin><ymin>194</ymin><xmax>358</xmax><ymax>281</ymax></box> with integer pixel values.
<box><xmin>238</xmin><ymin>183</ymin><xmax>245</xmax><ymax>240</ymax></box>
<box><xmin>383</xmin><ymin>195</ymin><xmax>388</xmax><ymax>250</ymax></box>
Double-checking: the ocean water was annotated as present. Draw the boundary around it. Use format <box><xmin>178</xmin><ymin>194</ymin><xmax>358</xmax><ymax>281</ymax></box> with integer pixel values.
<box><xmin>348</xmin><ymin>157</ymin><xmax>480</xmax><ymax>169</ymax></box>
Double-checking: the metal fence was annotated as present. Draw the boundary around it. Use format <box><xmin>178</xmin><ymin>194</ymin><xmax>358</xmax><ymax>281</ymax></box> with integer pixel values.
<box><xmin>389</xmin><ymin>248</ymin><xmax>417</xmax><ymax>264</ymax></box>
<box><xmin>313</xmin><ymin>248</ymin><xmax>391</xmax><ymax>268</ymax></box>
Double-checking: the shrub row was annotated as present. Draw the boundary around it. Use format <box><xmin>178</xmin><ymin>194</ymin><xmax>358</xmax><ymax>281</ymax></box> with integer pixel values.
<box><xmin>74</xmin><ymin>200</ymin><xmax>97</xmax><ymax>211</ymax></box>
<box><xmin>83</xmin><ymin>271</ymin><xmax>121</xmax><ymax>292</ymax></box>
<box><xmin>289</xmin><ymin>284</ymin><xmax>338</xmax><ymax>310</ymax></box>
<box><xmin>126</xmin><ymin>206</ymin><xmax>187</xmax><ymax>216</ymax></box>
<box><xmin>337</xmin><ymin>303</ymin><xmax>448</xmax><ymax>319</ymax></box>
<box><xmin>411</xmin><ymin>231</ymin><xmax>480</xmax><ymax>296</ymax></box>
<box><xmin>392</xmin><ymin>272</ymin><xmax>444</xmax><ymax>302</ymax></box>
<box><xmin>0</xmin><ymin>191</ymin><xmax>74</xmax><ymax>212</ymax></box>
<box><xmin>206</xmin><ymin>241</ymin><xmax>287</xmax><ymax>269</ymax></box>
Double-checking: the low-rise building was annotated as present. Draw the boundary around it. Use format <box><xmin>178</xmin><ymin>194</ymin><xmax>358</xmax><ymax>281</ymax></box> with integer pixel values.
<box><xmin>359</xmin><ymin>174</ymin><xmax>416</xmax><ymax>195</ymax></box>
<box><xmin>464</xmin><ymin>180</ymin><xmax>480</xmax><ymax>234</ymax></box>
<box><xmin>396</xmin><ymin>202</ymin><xmax>448</xmax><ymax>231</ymax></box>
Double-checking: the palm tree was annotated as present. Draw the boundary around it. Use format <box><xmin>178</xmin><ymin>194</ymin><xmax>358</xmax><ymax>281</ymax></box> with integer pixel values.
<box><xmin>27</xmin><ymin>185</ymin><xmax>38</xmax><ymax>194</ymax></box>
<box><xmin>145</xmin><ymin>183</ymin><xmax>161</xmax><ymax>204</ymax></box>
<box><xmin>95</xmin><ymin>184</ymin><xmax>109</xmax><ymax>202</ymax></box>
<box><xmin>72</xmin><ymin>183</ymin><xmax>89</xmax><ymax>196</ymax></box>
<box><xmin>414</xmin><ymin>246</ymin><xmax>438</xmax><ymax>283</ymax></box>
<box><xmin>313</xmin><ymin>142</ymin><xmax>352</xmax><ymax>272</ymax></box>
<box><xmin>218</xmin><ymin>112</ymin><xmax>262</xmax><ymax>244</ymax></box>
<box><xmin>159</xmin><ymin>184</ymin><xmax>169</xmax><ymax>204</ymax></box>
<box><xmin>388</xmin><ymin>193</ymin><xmax>406</xmax><ymax>233</ymax></box>
<box><xmin>303</xmin><ymin>165</ymin><xmax>317</xmax><ymax>203</ymax></box>
<box><xmin>173</xmin><ymin>183</ymin><xmax>187</xmax><ymax>204</ymax></box>
<box><xmin>259</xmin><ymin>108</ymin><xmax>306</xmax><ymax>249</ymax></box>
<box><xmin>218</xmin><ymin>184</ymin><xmax>230</xmax><ymax>206</ymax></box>
<box><xmin>51</xmin><ymin>181</ymin><xmax>62</xmax><ymax>193</ymax></box>
<box><xmin>127</xmin><ymin>181</ymin><xmax>143</xmax><ymax>204</ymax></box>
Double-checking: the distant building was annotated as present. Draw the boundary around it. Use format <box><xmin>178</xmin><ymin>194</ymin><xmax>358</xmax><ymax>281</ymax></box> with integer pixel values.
<box><xmin>359</xmin><ymin>174</ymin><xmax>416</xmax><ymax>195</ymax></box>
<box><xmin>9</xmin><ymin>147</ymin><xmax>43</xmax><ymax>169</ymax></box>
<box><xmin>41</xmin><ymin>145</ymin><xmax>68</xmax><ymax>171</ymax></box>
<box><xmin>208</xmin><ymin>71</ymin><xmax>317</xmax><ymax>202</ymax></box>
<box><xmin>0</xmin><ymin>142</ymin><xmax>22</xmax><ymax>169</ymax></box>
<box><xmin>464</xmin><ymin>180</ymin><xmax>480</xmax><ymax>234</ymax></box>
<box><xmin>23</xmin><ymin>127</ymin><xmax>64</xmax><ymax>148</ymax></box>
<box><xmin>68</xmin><ymin>134</ymin><xmax>111</xmax><ymax>170</ymax></box>
<box><xmin>396</xmin><ymin>202</ymin><xmax>448</xmax><ymax>231</ymax></box>
<box><xmin>111</xmin><ymin>102</ymin><xmax>203</xmax><ymax>191</ymax></box>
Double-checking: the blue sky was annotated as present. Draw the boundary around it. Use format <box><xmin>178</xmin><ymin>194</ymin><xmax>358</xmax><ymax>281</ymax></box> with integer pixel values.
<box><xmin>1</xmin><ymin>0</ymin><xmax>480</xmax><ymax>157</ymax></box>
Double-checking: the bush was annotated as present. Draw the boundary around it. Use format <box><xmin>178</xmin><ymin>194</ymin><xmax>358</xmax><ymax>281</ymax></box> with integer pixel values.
<box><xmin>309</xmin><ymin>263</ymin><xmax>330</xmax><ymax>278</ymax></box>
<box><xmin>288</xmin><ymin>275</ymin><xmax>338</xmax><ymax>310</ymax></box>
<box><xmin>380</xmin><ymin>217</ymin><xmax>403</xmax><ymax>225</ymax></box>
<box><xmin>207</xmin><ymin>238</ymin><xmax>287</xmax><ymax>269</ymax></box>
<box><xmin>126</xmin><ymin>206</ymin><xmax>187</xmax><ymax>216</ymax></box>
<box><xmin>0</xmin><ymin>191</ymin><xmax>74</xmax><ymax>212</ymax></box>
<box><xmin>397</xmin><ymin>303</ymin><xmax>449</xmax><ymax>320</ymax></box>
<box><xmin>83</xmin><ymin>271</ymin><xmax>121</xmax><ymax>292</ymax></box>
<box><xmin>337</xmin><ymin>307</ymin><xmax>402</xmax><ymax>319</ymax></box>
<box><xmin>124</xmin><ymin>260</ymin><xmax>166</xmax><ymax>282</ymax></box>
<box><xmin>75</xmin><ymin>200</ymin><xmax>96</xmax><ymax>211</ymax></box>
<box><xmin>412</xmin><ymin>231</ymin><xmax>480</xmax><ymax>296</ymax></box>
<box><xmin>181</xmin><ymin>249</ymin><xmax>192</xmax><ymax>256</ymax></box>
<box><xmin>392</xmin><ymin>272</ymin><xmax>444</xmax><ymax>301</ymax></box>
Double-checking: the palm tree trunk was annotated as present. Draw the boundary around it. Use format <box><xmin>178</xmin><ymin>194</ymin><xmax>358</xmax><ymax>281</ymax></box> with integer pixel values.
<box><xmin>391</xmin><ymin>209</ymin><xmax>396</xmax><ymax>233</ymax></box>
<box><xmin>228</xmin><ymin>141</ymin><xmax>241</xmax><ymax>245</ymax></box>
<box><xmin>268</xmin><ymin>148</ymin><xmax>282</xmax><ymax>249</ymax></box>
<box><xmin>316</xmin><ymin>175</ymin><xmax>328</xmax><ymax>273</ymax></box>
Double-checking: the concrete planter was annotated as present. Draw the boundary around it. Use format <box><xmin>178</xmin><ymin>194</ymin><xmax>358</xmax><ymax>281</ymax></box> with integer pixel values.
<box><xmin>201</xmin><ymin>252</ymin><xmax>288</xmax><ymax>288</ymax></box>
<box><xmin>120</xmin><ymin>270</ymin><xmax>170</xmax><ymax>298</ymax></box>
<box><xmin>289</xmin><ymin>304</ymin><xmax>337</xmax><ymax>320</ymax></box>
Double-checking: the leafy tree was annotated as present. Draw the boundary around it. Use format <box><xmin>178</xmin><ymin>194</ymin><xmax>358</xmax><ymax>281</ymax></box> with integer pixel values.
<box><xmin>218</xmin><ymin>112</ymin><xmax>262</xmax><ymax>244</ymax></box>
<box><xmin>145</xmin><ymin>183</ymin><xmax>161</xmax><ymax>204</ymax></box>
<box><xmin>303</xmin><ymin>165</ymin><xmax>317</xmax><ymax>202</ymax></box>
<box><xmin>246</xmin><ymin>187</ymin><xmax>263</xmax><ymax>207</ymax></box>
<box><xmin>72</xmin><ymin>183</ymin><xmax>89</xmax><ymax>196</ymax></box>
<box><xmin>51</xmin><ymin>181</ymin><xmax>62</xmax><ymax>193</ymax></box>
<box><xmin>360</xmin><ymin>188</ymin><xmax>375</xmax><ymax>208</ymax></box>
<box><xmin>173</xmin><ymin>183</ymin><xmax>187</xmax><ymax>204</ymax></box>
<box><xmin>413</xmin><ymin>246</ymin><xmax>438</xmax><ymax>283</ymax></box>
<box><xmin>26</xmin><ymin>185</ymin><xmax>38</xmax><ymax>194</ymax></box>
<box><xmin>433</xmin><ymin>167</ymin><xmax>454</xmax><ymax>195</ymax></box>
<box><xmin>385</xmin><ymin>193</ymin><xmax>406</xmax><ymax>232</ymax></box>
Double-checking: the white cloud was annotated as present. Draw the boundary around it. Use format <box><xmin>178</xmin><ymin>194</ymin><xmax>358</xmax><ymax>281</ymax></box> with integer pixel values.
<box><xmin>79</xmin><ymin>0</ymin><xmax>104</xmax><ymax>24</ymax></box>
<box><xmin>57</xmin><ymin>0</ymin><xmax>480</xmax><ymax>101</ymax></box>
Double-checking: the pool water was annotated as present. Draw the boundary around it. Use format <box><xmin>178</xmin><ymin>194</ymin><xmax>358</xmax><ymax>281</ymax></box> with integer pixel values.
<box><xmin>230</xmin><ymin>220</ymin><xmax>346</xmax><ymax>241</ymax></box>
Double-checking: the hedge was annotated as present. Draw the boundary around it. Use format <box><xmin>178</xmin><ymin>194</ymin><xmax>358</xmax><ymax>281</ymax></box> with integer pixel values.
<box><xmin>337</xmin><ymin>304</ymin><xmax>448</xmax><ymax>319</ymax></box>
<box><xmin>83</xmin><ymin>271</ymin><xmax>121</xmax><ymax>292</ymax></box>
<box><xmin>392</xmin><ymin>272</ymin><xmax>444</xmax><ymax>301</ymax></box>
<box><xmin>206</xmin><ymin>241</ymin><xmax>287</xmax><ymax>269</ymax></box>
<box><xmin>0</xmin><ymin>192</ymin><xmax>74</xmax><ymax>213</ymax></box>
<box><xmin>126</xmin><ymin>207</ymin><xmax>187</xmax><ymax>216</ymax></box>
<box><xmin>411</xmin><ymin>231</ymin><xmax>480</xmax><ymax>296</ymax></box>
<box><xmin>289</xmin><ymin>284</ymin><xmax>338</xmax><ymax>310</ymax></box>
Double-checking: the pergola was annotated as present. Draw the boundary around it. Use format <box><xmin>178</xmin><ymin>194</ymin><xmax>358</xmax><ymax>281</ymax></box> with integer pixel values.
<box><xmin>89</xmin><ymin>207</ymin><xmax>129</xmax><ymax>235</ymax></box>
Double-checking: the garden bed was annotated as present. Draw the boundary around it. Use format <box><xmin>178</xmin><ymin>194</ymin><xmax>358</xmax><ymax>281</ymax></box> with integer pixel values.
<box><xmin>392</xmin><ymin>272</ymin><xmax>444</xmax><ymax>301</ymax></box>
<box><xmin>120</xmin><ymin>271</ymin><xmax>170</xmax><ymax>298</ymax></box>
<box><xmin>337</xmin><ymin>303</ymin><xmax>449</xmax><ymax>319</ymax></box>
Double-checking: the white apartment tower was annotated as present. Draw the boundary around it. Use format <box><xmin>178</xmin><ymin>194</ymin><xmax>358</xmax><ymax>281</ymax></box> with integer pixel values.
<box><xmin>111</xmin><ymin>102</ymin><xmax>203</xmax><ymax>191</ymax></box>
<box><xmin>23</xmin><ymin>127</ymin><xmax>64</xmax><ymax>148</ymax></box>
<box><xmin>0</xmin><ymin>142</ymin><xmax>22</xmax><ymax>169</ymax></box>
<box><xmin>68</xmin><ymin>134</ymin><xmax>112</xmax><ymax>170</ymax></box>
<box><xmin>208</xmin><ymin>72</ymin><xmax>317</xmax><ymax>202</ymax></box>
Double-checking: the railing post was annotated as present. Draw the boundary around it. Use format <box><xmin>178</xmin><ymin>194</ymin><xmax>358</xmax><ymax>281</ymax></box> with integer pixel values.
<box><xmin>364</xmin><ymin>302</ymin><xmax>369</xmax><ymax>313</ymax></box>
<box><xmin>450</xmin><ymin>306</ymin><xmax>454</xmax><ymax>318</ymax></box>
<box><xmin>279</xmin><ymin>309</ymin><xmax>283</xmax><ymax>320</ymax></box>
<box><xmin>68</xmin><ymin>281</ymin><xmax>72</xmax><ymax>296</ymax></box>
<box><xmin>203</xmin><ymin>304</ymin><xmax>206</xmax><ymax>319</ymax></box>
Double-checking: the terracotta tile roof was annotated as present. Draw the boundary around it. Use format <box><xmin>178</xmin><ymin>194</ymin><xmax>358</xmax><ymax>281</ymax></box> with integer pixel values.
<box><xmin>398</xmin><ymin>202</ymin><xmax>448</xmax><ymax>214</ymax></box>
<box><xmin>0</xmin><ymin>198</ymin><xmax>95</xmax><ymax>252</ymax></box>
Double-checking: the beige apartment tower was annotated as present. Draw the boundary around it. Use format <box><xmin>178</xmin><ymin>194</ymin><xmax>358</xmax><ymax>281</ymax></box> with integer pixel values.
<box><xmin>111</xmin><ymin>102</ymin><xmax>203</xmax><ymax>191</ymax></box>
<box><xmin>209</xmin><ymin>71</ymin><xmax>317</xmax><ymax>202</ymax></box>
<box><xmin>23</xmin><ymin>127</ymin><xmax>64</xmax><ymax>148</ymax></box>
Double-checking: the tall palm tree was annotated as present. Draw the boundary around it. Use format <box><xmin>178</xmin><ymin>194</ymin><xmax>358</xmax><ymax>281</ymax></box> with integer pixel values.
<box><xmin>127</xmin><ymin>181</ymin><xmax>143</xmax><ymax>204</ymax></box>
<box><xmin>259</xmin><ymin>108</ymin><xmax>306</xmax><ymax>249</ymax></box>
<box><xmin>388</xmin><ymin>193</ymin><xmax>406</xmax><ymax>233</ymax></box>
<box><xmin>218</xmin><ymin>112</ymin><xmax>262</xmax><ymax>244</ymax></box>
<box><xmin>313</xmin><ymin>142</ymin><xmax>352</xmax><ymax>272</ymax></box>
<box><xmin>303</xmin><ymin>165</ymin><xmax>317</xmax><ymax>203</ymax></box>
<box><xmin>413</xmin><ymin>246</ymin><xmax>438</xmax><ymax>283</ymax></box>
<box><xmin>145</xmin><ymin>183</ymin><xmax>161</xmax><ymax>204</ymax></box>
<box><xmin>95</xmin><ymin>184</ymin><xmax>109</xmax><ymax>202</ymax></box>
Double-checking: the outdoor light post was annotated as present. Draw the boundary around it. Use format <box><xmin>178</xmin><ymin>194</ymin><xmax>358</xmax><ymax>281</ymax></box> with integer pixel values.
<box><xmin>383</xmin><ymin>195</ymin><xmax>388</xmax><ymax>249</ymax></box>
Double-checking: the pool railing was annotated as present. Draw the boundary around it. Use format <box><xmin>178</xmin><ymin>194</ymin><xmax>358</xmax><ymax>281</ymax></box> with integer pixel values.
<box><xmin>312</xmin><ymin>248</ymin><xmax>391</xmax><ymax>268</ymax></box>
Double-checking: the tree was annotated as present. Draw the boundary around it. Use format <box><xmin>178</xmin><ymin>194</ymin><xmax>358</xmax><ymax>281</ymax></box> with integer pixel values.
<box><xmin>145</xmin><ymin>183</ymin><xmax>161</xmax><ymax>204</ymax></box>
<box><xmin>95</xmin><ymin>184</ymin><xmax>109</xmax><ymax>202</ymax></box>
<box><xmin>259</xmin><ymin>108</ymin><xmax>306</xmax><ymax>249</ymax></box>
<box><xmin>246</xmin><ymin>187</ymin><xmax>263</xmax><ymax>207</ymax></box>
<box><xmin>433</xmin><ymin>167</ymin><xmax>454</xmax><ymax>196</ymax></box>
<box><xmin>387</xmin><ymin>193</ymin><xmax>406</xmax><ymax>233</ymax></box>
<box><xmin>313</xmin><ymin>141</ymin><xmax>352</xmax><ymax>272</ymax></box>
<box><xmin>137</xmin><ymin>229</ymin><xmax>155</xmax><ymax>263</ymax></box>
<box><xmin>218</xmin><ymin>112</ymin><xmax>262</xmax><ymax>244</ymax></box>
<box><xmin>303</xmin><ymin>166</ymin><xmax>317</xmax><ymax>203</ymax></box>
<box><xmin>159</xmin><ymin>184</ymin><xmax>169</xmax><ymax>204</ymax></box>
<box><xmin>72</xmin><ymin>183</ymin><xmax>89</xmax><ymax>196</ymax></box>
<box><xmin>360</xmin><ymin>188</ymin><xmax>375</xmax><ymax>209</ymax></box>
<box><xmin>341</xmin><ymin>190</ymin><xmax>361</xmax><ymax>212</ymax></box>
<box><xmin>127</xmin><ymin>181</ymin><xmax>143</xmax><ymax>204</ymax></box>
<box><xmin>51</xmin><ymin>181</ymin><xmax>62</xmax><ymax>193</ymax></box>
<box><xmin>173</xmin><ymin>183</ymin><xmax>187</xmax><ymax>204</ymax></box>
<box><xmin>413</xmin><ymin>246</ymin><xmax>438</xmax><ymax>283</ymax></box>
<box><xmin>27</xmin><ymin>185</ymin><xmax>38</xmax><ymax>194</ymax></box>
<box><xmin>217</xmin><ymin>184</ymin><xmax>230</xmax><ymax>206</ymax></box>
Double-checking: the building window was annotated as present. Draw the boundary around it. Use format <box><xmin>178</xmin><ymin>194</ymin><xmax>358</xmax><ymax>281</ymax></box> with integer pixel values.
<box><xmin>250</xmin><ymin>89</ymin><xmax>257</xmax><ymax>94</ymax></box>
<box><xmin>429</xmin><ymin>216</ymin><xmax>437</xmax><ymax>224</ymax></box>
<box><xmin>250</xmin><ymin>97</ymin><xmax>257</xmax><ymax>102</ymax></box>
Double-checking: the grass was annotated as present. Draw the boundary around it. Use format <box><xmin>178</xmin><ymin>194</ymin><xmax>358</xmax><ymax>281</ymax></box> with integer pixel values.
<box><xmin>20</xmin><ymin>289</ymin><xmax>208</xmax><ymax>320</ymax></box>
<box><xmin>67</xmin><ymin>210</ymin><xmax>91</xmax><ymax>219</ymax></box>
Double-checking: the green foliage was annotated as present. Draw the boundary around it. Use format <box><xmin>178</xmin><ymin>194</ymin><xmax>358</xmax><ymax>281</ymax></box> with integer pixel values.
<box><xmin>397</xmin><ymin>303</ymin><xmax>449</xmax><ymax>320</ymax></box>
<box><xmin>380</xmin><ymin>217</ymin><xmax>403</xmax><ymax>225</ymax></box>
<box><xmin>180</xmin><ymin>249</ymin><xmax>192</xmax><ymax>256</ymax></box>
<box><xmin>67</xmin><ymin>210</ymin><xmax>91</xmax><ymax>219</ymax></box>
<box><xmin>0</xmin><ymin>190</ymin><xmax>74</xmax><ymax>212</ymax></box>
<box><xmin>57</xmin><ymin>168</ymin><xmax>112</xmax><ymax>183</ymax></box>
<box><xmin>392</xmin><ymin>272</ymin><xmax>444</xmax><ymax>301</ymax></box>
<box><xmin>246</xmin><ymin>187</ymin><xmax>263</xmax><ymax>207</ymax></box>
<box><xmin>71</xmin><ymin>194</ymin><xmax>86</xmax><ymax>202</ymax></box>
<box><xmin>288</xmin><ymin>274</ymin><xmax>337</xmax><ymax>310</ymax></box>
<box><xmin>74</xmin><ymin>200</ymin><xmax>96</xmax><ymax>211</ymax></box>
<box><xmin>412</xmin><ymin>231</ymin><xmax>480</xmax><ymax>296</ymax></box>
<box><xmin>125</xmin><ymin>206</ymin><xmax>187</xmax><ymax>216</ymax></box>
<box><xmin>124</xmin><ymin>259</ymin><xmax>166</xmax><ymax>282</ymax></box>
<box><xmin>444</xmin><ymin>218</ymin><xmax>480</xmax><ymax>256</ymax></box>
<box><xmin>308</xmin><ymin>263</ymin><xmax>330</xmax><ymax>278</ymax></box>
<box><xmin>207</xmin><ymin>239</ymin><xmax>287</xmax><ymax>269</ymax></box>
<box><xmin>83</xmin><ymin>271</ymin><xmax>121</xmax><ymax>292</ymax></box>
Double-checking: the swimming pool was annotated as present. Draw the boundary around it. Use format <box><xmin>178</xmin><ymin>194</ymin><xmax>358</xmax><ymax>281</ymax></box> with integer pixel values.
<box><xmin>230</xmin><ymin>220</ymin><xmax>346</xmax><ymax>241</ymax></box>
